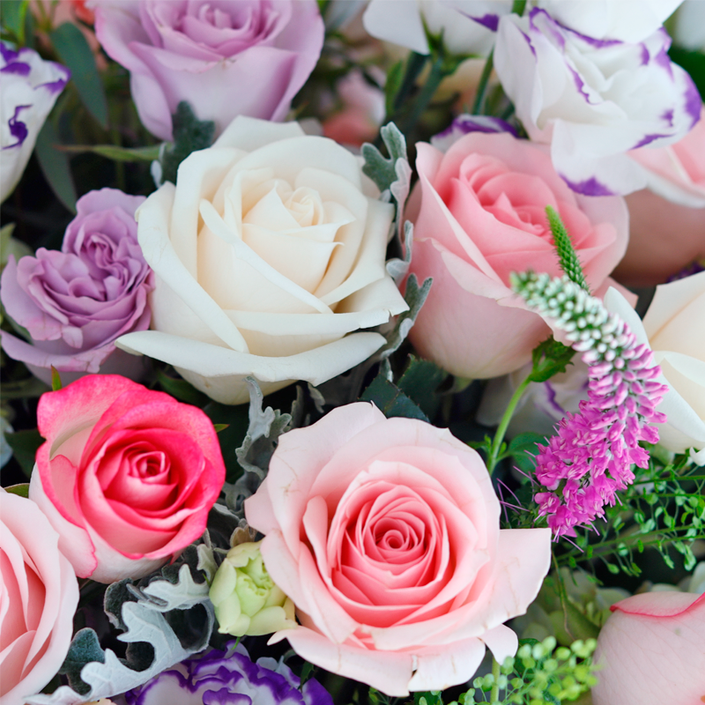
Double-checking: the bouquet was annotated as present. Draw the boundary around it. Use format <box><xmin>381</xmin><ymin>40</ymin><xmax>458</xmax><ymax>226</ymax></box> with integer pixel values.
<box><xmin>1</xmin><ymin>2</ymin><xmax>704</xmax><ymax>704</ymax></box>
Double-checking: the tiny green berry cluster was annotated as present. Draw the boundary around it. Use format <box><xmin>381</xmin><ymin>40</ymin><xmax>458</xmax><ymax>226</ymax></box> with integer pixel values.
<box><xmin>457</xmin><ymin>636</ymin><xmax>598</xmax><ymax>704</ymax></box>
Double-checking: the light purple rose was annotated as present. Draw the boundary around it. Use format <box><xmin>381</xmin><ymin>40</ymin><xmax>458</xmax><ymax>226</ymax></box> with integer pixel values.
<box><xmin>124</xmin><ymin>641</ymin><xmax>334</xmax><ymax>705</ymax></box>
<box><xmin>494</xmin><ymin>8</ymin><xmax>701</xmax><ymax>197</ymax></box>
<box><xmin>1</xmin><ymin>42</ymin><xmax>70</xmax><ymax>202</ymax></box>
<box><xmin>92</xmin><ymin>0</ymin><xmax>325</xmax><ymax>142</ymax></box>
<box><xmin>0</xmin><ymin>188</ymin><xmax>153</xmax><ymax>383</ymax></box>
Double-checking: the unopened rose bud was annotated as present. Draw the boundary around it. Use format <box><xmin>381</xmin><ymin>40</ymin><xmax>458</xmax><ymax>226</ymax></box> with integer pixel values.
<box><xmin>210</xmin><ymin>540</ymin><xmax>296</xmax><ymax>637</ymax></box>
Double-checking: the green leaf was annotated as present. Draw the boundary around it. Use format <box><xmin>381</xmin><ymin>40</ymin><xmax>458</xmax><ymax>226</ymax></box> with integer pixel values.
<box><xmin>157</xmin><ymin>369</ymin><xmax>210</xmax><ymax>406</ymax></box>
<box><xmin>5</xmin><ymin>429</ymin><xmax>43</xmax><ymax>478</ymax></box>
<box><xmin>213</xmin><ymin>423</ymin><xmax>229</xmax><ymax>433</ymax></box>
<box><xmin>669</xmin><ymin>47</ymin><xmax>705</xmax><ymax>101</ymax></box>
<box><xmin>360</xmin><ymin>371</ymin><xmax>428</xmax><ymax>421</ymax></box>
<box><xmin>50</xmin><ymin>22</ymin><xmax>108</xmax><ymax>129</ymax></box>
<box><xmin>545</xmin><ymin>205</ymin><xmax>589</xmax><ymax>292</ymax></box>
<box><xmin>384</xmin><ymin>60</ymin><xmax>405</xmax><ymax>117</ymax></box>
<box><xmin>0</xmin><ymin>0</ymin><xmax>28</xmax><ymax>44</ymax></box>
<box><xmin>397</xmin><ymin>355</ymin><xmax>448</xmax><ymax>420</ymax></box>
<box><xmin>57</xmin><ymin>143</ymin><xmax>161</xmax><ymax>162</ymax></box>
<box><xmin>529</xmin><ymin>336</ymin><xmax>575</xmax><ymax>383</ymax></box>
<box><xmin>35</xmin><ymin>119</ymin><xmax>77</xmax><ymax>213</ymax></box>
<box><xmin>5</xmin><ymin>483</ymin><xmax>30</xmax><ymax>498</ymax></box>
<box><xmin>51</xmin><ymin>366</ymin><xmax>62</xmax><ymax>391</ymax></box>
<box><xmin>158</xmin><ymin>101</ymin><xmax>215</xmax><ymax>185</ymax></box>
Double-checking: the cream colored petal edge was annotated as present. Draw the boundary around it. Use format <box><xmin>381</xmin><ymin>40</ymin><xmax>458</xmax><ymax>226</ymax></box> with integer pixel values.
<box><xmin>116</xmin><ymin>331</ymin><xmax>386</xmax><ymax>403</ymax></box>
<box><xmin>214</xmin><ymin>116</ymin><xmax>306</xmax><ymax>150</ymax></box>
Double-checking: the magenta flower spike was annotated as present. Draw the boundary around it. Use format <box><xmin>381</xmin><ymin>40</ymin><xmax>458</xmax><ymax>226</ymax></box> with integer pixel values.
<box><xmin>511</xmin><ymin>272</ymin><xmax>670</xmax><ymax>537</ymax></box>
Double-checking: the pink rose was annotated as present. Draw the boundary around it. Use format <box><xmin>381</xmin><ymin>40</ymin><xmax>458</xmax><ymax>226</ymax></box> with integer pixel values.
<box><xmin>592</xmin><ymin>591</ymin><xmax>705</xmax><ymax>705</ymax></box>
<box><xmin>93</xmin><ymin>0</ymin><xmax>325</xmax><ymax>141</ymax></box>
<box><xmin>406</xmin><ymin>131</ymin><xmax>629</xmax><ymax>378</ymax></box>
<box><xmin>0</xmin><ymin>489</ymin><xmax>79</xmax><ymax>703</ymax></box>
<box><xmin>614</xmin><ymin>105</ymin><xmax>705</xmax><ymax>287</ymax></box>
<box><xmin>0</xmin><ymin>188</ymin><xmax>153</xmax><ymax>384</ymax></box>
<box><xmin>28</xmin><ymin>374</ymin><xmax>226</xmax><ymax>583</ymax></box>
<box><xmin>245</xmin><ymin>402</ymin><xmax>551</xmax><ymax>696</ymax></box>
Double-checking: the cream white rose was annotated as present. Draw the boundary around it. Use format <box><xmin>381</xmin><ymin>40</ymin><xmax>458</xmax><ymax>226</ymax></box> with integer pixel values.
<box><xmin>117</xmin><ymin>117</ymin><xmax>407</xmax><ymax>404</ymax></box>
<box><xmin>604</xmin><ymin>272</ymin><xmax>705</xmax><ymax>464</ymax></box>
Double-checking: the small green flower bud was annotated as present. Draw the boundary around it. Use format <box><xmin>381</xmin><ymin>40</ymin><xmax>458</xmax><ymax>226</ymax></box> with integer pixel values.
<box><xmin>210</xmin><ymin>540</ymin><xmax>296</xmax><ymax>637</ymax></box>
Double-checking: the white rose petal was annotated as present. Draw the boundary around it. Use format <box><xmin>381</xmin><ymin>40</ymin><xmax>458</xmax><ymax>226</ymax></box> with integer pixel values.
<box><xmin>117</xmin><ymin>117</ymin><xmax>408</xmax><ymax>404</ymax></box>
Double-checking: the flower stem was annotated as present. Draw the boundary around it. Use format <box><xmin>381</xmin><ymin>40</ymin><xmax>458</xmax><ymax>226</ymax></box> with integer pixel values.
<box><xmin>490</xmin><ymin>655</ymin><xmax>501</xmax><ymax>701</ymax></box>
<box><xmin>486</xmin><ymin>373</ymin><xmax>532</xmax><ymax>475</ymax></box>
<box><xmin>471</xmin><ymin>49</ymin><xmax>494</xmax><ymax>115</ymax></box>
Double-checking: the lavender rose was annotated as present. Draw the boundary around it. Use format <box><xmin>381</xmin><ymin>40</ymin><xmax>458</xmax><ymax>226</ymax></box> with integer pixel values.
<box><xmin>1</xmin><ymin>42</ymin><xmax>70</xmax><ymax>202</ymax></box>
<box><xmin>124</xmin><ymin>642</ymin><xmax>333</xmax><ymax>705</ymax></box>
<box><xmin>92</xmin><ymin>0</ymin><xmax>325</xmax><ymax>141</ymax></box>
<box><xmin>0</xmin><ymin>188</ymin><xmax>153</xmax><ymax>383</ymax></box>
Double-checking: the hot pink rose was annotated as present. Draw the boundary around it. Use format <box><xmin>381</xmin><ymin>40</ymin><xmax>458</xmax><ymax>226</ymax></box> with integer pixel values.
<box><xmin>407</xmin><ymin>131</ymin><xmax>629</xmax><ymax>378</ymax></box>
<box><xmin>93</xmin><ymin>0</ymin><xmax>325</xmax><ymax>141</ymax></box>
<box><xmin>245</xmin><ymin>402</ymin><xmax>551</xmax><ymax>696</ymax></box>
<box><xmin>0</xmin><ymin>489</ymin><xmax>79</xmax><ymax>704</ymax></box>
<box><xmin>28</xmin><ymin>374</ymin><xmax>226</xmax><ymax>583</ymax></box>
<box><xmin>592</xmin><ymin>591</ymin><xmax>705</xmax><ymax>705</ymax></box>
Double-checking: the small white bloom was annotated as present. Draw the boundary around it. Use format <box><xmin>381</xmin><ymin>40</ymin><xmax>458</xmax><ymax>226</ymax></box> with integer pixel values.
<box><xmin>494</xmin><ymin>8</ymin><xmax>700</xmax><ymax>196</ymax></box>
<box><xmin>0</xmin><ymin>43</ymin><xmax>70</xmax><ymax>202</ymax></box>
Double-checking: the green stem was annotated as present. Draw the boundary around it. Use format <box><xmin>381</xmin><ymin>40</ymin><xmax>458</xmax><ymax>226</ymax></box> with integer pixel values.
<box><xmin>396</xmin><ymin>54</ymin><xmax>446</xmax><ymax>136</ymax></box>
<box><xmin>486</xmin><ymin>373</ymin><xmax>532</xmax><ymax>475</ymax></box>
<box><xmin>490</xmin><ymin>656</ymin><xmax>501</xmax><ymax>701</ymax></box>
<box><xmin>471</xmin><ymin>48</ymin><xmax>494</xmax><ymax>115</ymax></box>
<box><xmin>511</xmin><ymin>0</ymin><xmax>527</xmax><ymax>15</ymax></box>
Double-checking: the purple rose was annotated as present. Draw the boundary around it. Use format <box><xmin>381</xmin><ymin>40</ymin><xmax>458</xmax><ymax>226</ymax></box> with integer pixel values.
<box><xmin>125</xmin><ymin>642</ymin><xmax>334</xmax><ymax>705</ymax></box>
<box><xmin>93</xmin><ymin>0</ymin><xmax>325</xmax><ymax>141</ymax></box>
<box><xmin>0</xmin><ymin>188</ymin><xmax>153</xmax><ymax>383</ymax></box>
<box><xmin>1</xmin><ymin>42</ymin><xmax>70</xmax><ymax>202</ymax></box>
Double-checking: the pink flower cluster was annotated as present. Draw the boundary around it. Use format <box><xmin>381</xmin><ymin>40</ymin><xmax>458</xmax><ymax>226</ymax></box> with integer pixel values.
<box><xmin>512</xmin><ymin>273</ymin><xmax>670</xmax><ymax>537</ymax></box>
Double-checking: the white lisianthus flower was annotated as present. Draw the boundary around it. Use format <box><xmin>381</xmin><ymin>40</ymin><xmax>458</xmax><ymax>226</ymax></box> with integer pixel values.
<box><xmin>494</xmin><ymin>8</ymin><xmax>700</xmax><ymax>197</ymax></box>
<box><xmin>363</xmin><ymin>0</ymin><xmax>512</xmax><ymax>56</ymax></box>
<box><xmin>604</xmin><ymin>273</ymin><xmax>705</xmax><ymax>465</ymax></box>
<box><xmin>117</xmin><ymin>117</ymin><xmax>408</xmax><ymax>404</ymax></box>
<box><xmin>538</xmin><ymin>0</ymin><xmax>683</xmax><ymax>43</ymax></box>
<box><xmin>0</xmin><ymin>43</ymin><xmax>70</xmax><ymax>202</ymax></box>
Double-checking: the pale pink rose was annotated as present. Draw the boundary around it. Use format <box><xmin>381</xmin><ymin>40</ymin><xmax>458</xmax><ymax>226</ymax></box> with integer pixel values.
<box><xmin>0</xmin><ymin>489</ymin><xmax>79</xmax><ymax>704</ymax></box>
<box><xmin>406</xmin><ymin>131</ymin><xmax>629</xmax><ymax>379</ymax></box>
<box><xmin>28</xmin><ymin>374</ymin><xmax>226</xmax><ymax>583</ymax></box>
<box><xmin>245</xmin><ymin>402</ymin><xmax>551</xmax><ymax>696</ymax></box>
<box><xmin>592</xmin><ymin>591</ymin><xmax>705</xmax><ymax>705</ymax></box>
<box><xmin>92</xmin><ymin>0</ymin><xmax>325</xmax><ymax>141</ymax></box>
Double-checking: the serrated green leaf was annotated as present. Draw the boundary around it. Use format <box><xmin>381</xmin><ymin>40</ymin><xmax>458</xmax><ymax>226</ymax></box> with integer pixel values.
<box><xmin>361</xmin><ymin>122</ymin><xmax>408</xmax><ymax>194</ymax></box>
<box><xmin>35</xmin><ymin>119</ymin><xmax>77</xmax><ymax>213</ymax></box>
<box><xmin>159</xmin><ymin>101</ymin><xmax>215</xmax><ymax>185</ymax></box>
<box><xmin>360</xmin><ymin>371</ymin><xmax>428</xmax><ymax>421</ymax></box>
<box><xmin>51</xmin><ymin>22</ymin><xmax>108</xmax><ymax>128</ymax></box>
<box><xmin>397</xmin><ymin>355</ymin><xmax>448</xmax><ymax>420</ymax></box>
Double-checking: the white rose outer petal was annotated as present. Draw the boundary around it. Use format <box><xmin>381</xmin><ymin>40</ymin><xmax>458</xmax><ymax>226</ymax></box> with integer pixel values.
<box><xmin>117</xmin><ymin>117</ymin><xmax>408</xmax><ymax>404</ymax></box>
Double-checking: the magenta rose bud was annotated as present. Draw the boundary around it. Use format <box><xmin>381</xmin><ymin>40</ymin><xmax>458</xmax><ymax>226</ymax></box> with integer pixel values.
<box><xmin>592</xmin><ymin>591</ymin><xmax>705</xmax><ymax>705</ymax></box>
<box><xmin>0</xmin><ymin>188</ymin><xmax>153</xmax><ymax>383</ymax></box>
<box><xmin>28</xmin><ymin>374</ymin><xmax>226</xmax><ymax>583</ymax></box>
<box><xmin>0</xmin><ymin>489</ymin><xmax>79</xmax><ymax>704</ymax></box>
<box><xmin>92</xmin><ymin>0</ymin><xmax>325</xmax><ymax>141</ymax></box>
<box><xmin>245</xmin><ymin>402</ymin><xmax>551</xmax><ymax>697</ymax></box>
<box><xmin>406</xmin><ymin>131</ymin><xmax>629</xmax><ymax>379</ymax></box>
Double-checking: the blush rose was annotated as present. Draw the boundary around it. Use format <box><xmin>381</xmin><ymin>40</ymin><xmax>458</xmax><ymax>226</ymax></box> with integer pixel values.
<box><xmin>28</xmin><ymin>374</ymin><xmax>226</xmax><ymax>583</ymax></box>
<box><xmin>245</xmin><ymin>402</ymin><xmax>551</xmax><ymax>696</ymax></box>
<box><xmin>591</xmin><ymin>591</ymin><xmax>705</xmax><ymax>705</ymax></box>
<box><xmin>0</xmin><ymin>188</ymin><xmax>153</xmax><ymax>384</ymax></box>
<box><xmin>406</xmin><ymin>130</ymin><xmax>629</xmax><ymax>379</ymax></box>
<box><xmin>92</xmin><ymin>0</ymin><xmax>324</xmax><ymax>141</ymax></box>
<box><xmin>116</xmin><ymin>117</ymin><xmax>407</xmax><ymax>405</ymax></box>
<box><xmin>0</xmin><ymin>489</ymin><xmax>79</xmax><ymax>704</ymax></box>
